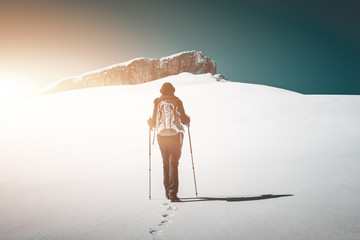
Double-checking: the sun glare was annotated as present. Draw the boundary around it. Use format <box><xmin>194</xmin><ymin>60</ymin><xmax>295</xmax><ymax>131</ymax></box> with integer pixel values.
<box><xmin>0</xmin><ymin>70</ymin><xmax>34</xmax><ymax>105</ymax></box>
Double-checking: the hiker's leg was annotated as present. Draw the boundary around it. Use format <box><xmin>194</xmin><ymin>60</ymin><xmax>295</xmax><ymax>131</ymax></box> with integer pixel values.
<box><xmin>168</xmin><ymin>143</ymin><xmax>182</xmax><ymax>194</ymax></box>
<box><xmin>158</xmin><ymin>137</ymin><xmax>170</xmax><ymax>194</ymax></box>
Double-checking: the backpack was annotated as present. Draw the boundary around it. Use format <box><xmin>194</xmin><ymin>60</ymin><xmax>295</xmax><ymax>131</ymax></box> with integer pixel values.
<box><xmin>156</xmin><ymin>98</ymin><xmax>185</xmax><ymax>136</ymax></box>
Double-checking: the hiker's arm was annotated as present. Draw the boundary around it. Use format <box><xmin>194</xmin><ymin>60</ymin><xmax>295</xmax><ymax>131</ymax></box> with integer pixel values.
<box><xmin>148</xmin><ymin>100</ymin><xmax>157</xmax><ymax>129</ymax></box>
<box><xmin>178</xmin><ymin>100</ymin><xmax>190</xmax><ymax>126</ymax></box>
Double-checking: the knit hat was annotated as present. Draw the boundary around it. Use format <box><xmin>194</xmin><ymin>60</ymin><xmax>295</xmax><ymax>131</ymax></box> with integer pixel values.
<box><xmin>160</xmin><ymin>82</ymin><xmax>175</xmax><ymax>95</ymax></box>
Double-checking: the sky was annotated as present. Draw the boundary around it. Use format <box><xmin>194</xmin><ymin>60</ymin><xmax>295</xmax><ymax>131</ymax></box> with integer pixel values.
<box><xmin>0</xmin><ymin>0</ymin><xmax>359</xmax><ymax>104</ymax></box>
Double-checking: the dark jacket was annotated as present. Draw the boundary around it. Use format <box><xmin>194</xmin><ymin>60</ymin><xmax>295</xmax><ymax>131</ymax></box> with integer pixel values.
<box><xmin>148</xmin><ymin>94</ymin><xmax>190</xmax><ymax>129</ymax></box>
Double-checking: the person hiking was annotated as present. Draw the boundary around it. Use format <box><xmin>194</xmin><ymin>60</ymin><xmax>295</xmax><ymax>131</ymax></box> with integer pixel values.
<box><xmin>148</xmin><ymin>82</ymin><xmax>190</xmax><ymax>202</ymax></box>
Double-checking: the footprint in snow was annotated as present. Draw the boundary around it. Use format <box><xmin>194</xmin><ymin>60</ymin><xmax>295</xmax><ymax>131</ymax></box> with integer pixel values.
<box><xmin>149</xmin><ymin>228</ymin><xmax>157</xmax><ymax>235</ymax></box>
<box><xmin>166</xmin><ymin>205</ymin><xmax>178</xmax><ymax>211</ymax></box>
<box><xmin>159</xmin><ymin>220</ymin><xmax>170</xmax><ymax>226</ymax></box>
<box><xmin>149</xmin><ymin>228</ymin><xmax>162</xmax><ymax>236</ymax></box>
<box><xmin>149</xmin><ymin>202</ymin><xmax>178</xmax><ymax>238</ymax></box>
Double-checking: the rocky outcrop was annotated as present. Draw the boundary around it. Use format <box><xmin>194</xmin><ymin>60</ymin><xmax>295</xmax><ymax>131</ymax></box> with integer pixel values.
<box><xmin>41</xmin><ymin>50</ymin><xmax>217</xmax><ymax>94</ymax></box>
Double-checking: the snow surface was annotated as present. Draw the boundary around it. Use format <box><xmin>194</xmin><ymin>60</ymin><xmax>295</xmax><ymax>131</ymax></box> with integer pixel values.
<box><xmin>1</xmin><ymin>72</ymin><xmax>360</xmax><ymax>240</ymax></box>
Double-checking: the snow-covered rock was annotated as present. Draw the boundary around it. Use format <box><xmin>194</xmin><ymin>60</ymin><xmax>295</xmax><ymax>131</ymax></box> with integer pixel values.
<box><xmin>40</xmin><ymin>50</ymin><xmax>217</xmax><ymax>95</ymax></box>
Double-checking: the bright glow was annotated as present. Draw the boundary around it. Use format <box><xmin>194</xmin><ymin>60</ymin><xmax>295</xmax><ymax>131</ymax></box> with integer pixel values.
<box><xmin>0</xmin><ymin>70</ymin><xmax>33</xmax><ymax>104</ymax></box>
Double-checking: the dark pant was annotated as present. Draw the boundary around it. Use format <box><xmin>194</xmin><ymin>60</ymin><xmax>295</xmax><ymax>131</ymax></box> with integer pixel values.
<box><xmin>158</xmin><ymin>134</ymin><xmax>183</xmax><ymax>194</ymax></box>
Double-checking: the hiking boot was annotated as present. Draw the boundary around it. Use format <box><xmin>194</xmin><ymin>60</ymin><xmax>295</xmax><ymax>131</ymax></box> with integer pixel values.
<box><xmin>169</xmin><ymin>190</ymin><xmax>180</xmax><ymax>202</ymax></box>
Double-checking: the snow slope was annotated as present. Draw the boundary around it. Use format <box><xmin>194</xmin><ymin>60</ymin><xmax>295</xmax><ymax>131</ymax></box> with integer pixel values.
<box><xmin>1</xmin><ymin>73</ymin><xmax>360</xmax><ymax>240</ymax></box>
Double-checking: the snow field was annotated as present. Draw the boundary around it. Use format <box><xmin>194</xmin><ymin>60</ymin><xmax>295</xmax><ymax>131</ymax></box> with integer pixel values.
<box><xmin>1</xmin><ymin>72</ymin><xmax>359</xmax><ymax>239</ymax></box>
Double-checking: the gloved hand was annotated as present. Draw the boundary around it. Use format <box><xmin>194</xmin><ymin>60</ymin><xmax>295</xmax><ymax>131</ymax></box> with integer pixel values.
<box><xmin>183</xmin><ymin>115</ymin><xmax>190</xmax><ymax>126</ymax></box>
<box><xmin>147</xmin><ymin>117</ymin><xmax>155</xmax><ymax>129</ymax></box>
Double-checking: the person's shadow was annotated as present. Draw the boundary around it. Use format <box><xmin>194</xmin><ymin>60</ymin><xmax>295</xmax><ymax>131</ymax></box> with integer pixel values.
<box><xmin>179</xmin><ymin>194</ymin><xmax>293</xmax><ymax>202</ymax></box>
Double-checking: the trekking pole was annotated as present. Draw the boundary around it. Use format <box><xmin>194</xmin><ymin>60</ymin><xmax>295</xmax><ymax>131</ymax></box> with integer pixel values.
<box><xmin>187</xmin><ymin>125</ymin><xmax>198</xmax><ymax>197</ymax></box>
<box><xmin>152</xmin><ymin>126</ymin><xmax>156</xmax><ymax>145</ymax></box>
<box><xmin>149</xmin><ymin>127</ymin><xmax>152</xmax><ymax>200</ymax></box>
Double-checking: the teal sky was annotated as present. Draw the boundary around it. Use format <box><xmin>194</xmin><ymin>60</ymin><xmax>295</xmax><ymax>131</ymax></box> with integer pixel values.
<box><xmin>1</xmin><ymin>0</ymin><xmax>359</xmax><ymax>96</ymax></box>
